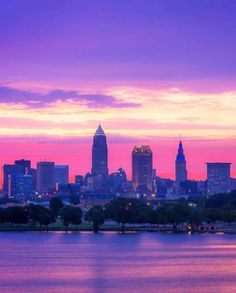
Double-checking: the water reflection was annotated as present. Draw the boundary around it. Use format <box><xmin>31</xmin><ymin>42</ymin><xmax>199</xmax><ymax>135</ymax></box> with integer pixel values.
<box><xmin>0</xmin><ymin>232</ymin><xmax>236</xmax><ymax>292</ymax></box>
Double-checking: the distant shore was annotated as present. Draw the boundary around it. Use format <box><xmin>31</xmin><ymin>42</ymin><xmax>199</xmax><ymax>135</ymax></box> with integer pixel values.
<box><xmin>1</xmin><ymin>223</ymin><xmax>236</xmax><ymax>234</ymax></box>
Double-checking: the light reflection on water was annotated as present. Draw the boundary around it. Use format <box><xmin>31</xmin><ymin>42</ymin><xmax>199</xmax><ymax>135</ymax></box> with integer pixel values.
<box><xmin>0</xmin><ymin>232</ymin><xmax>236</xmax><ymax>293</ymax></box>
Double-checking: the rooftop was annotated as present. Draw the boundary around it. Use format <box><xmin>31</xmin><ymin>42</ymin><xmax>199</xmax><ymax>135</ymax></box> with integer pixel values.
<box><xmin>133</xmin><ymin>145</ymin><xmax>152</xmax><ymax>154</ymax></box>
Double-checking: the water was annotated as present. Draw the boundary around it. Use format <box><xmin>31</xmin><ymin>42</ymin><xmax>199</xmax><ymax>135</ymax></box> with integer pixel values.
<box><xmin>0</xmin><ymin>232</ymin><xmax>236</xmax><ymax>293</ymax></box>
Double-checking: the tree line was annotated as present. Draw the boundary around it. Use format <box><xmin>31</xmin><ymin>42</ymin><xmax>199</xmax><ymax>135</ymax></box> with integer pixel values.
<box><xmin>0</xmin><ymin>190</ymin><xmax>236</xmax><ymax>233</ymax></box>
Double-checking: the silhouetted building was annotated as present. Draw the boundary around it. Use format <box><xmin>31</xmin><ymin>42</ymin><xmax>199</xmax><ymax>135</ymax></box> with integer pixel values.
<box><xmin>58</xmin><ymin>183</ymin><xmax>81</xmax><ymax>200</ymax></box>
<box><xmin>91</xmin><ymin>125</ymin><xmax>108</xmax><ymax>186</ymax></box>
<box><xmin>55</xmin><ymin>165</ymin><xmax>69</xmax><ymax>185</ymax></box>
<box><xmin>75</xmin><ymin>175</ymin><xmax>84</xmax><ymax>185</ymax></box>
<box><xmin>3</xmin><ymin>164</ymin><xmax>25</xmax><ymax>197</ymax></box>
<box><xmin>28</xmin><ymin>168</ymin><xmax>37</xmax><ymax>192</ymax></box>
<box><xmin>156</xmin><ymin>177</ymin><xmax>174</xmax><ymax>198</ymax></box>
<box><xmin>36</xmin><ymin>161</ymin><xmax>56</xmax><ymax>194</ymax></box>
<box><xmin>15</xmin><ymin>160</ymin><xmax>36</xmax><ymax>191</ymax></box>
<box><xmin>180</xmin><ymin>180</ymin><xmax>199</xmax><ymax>195</ymax></box>
<box><xmin>175</xmin><ymin>140</ymin><xmax>187</xmax><ymax>185</ymax></box>
<box><xmin>87</xmin><ymin>175</ymin><xmax>103</xmax><ymax>192</ymax></box>
<box><xmin>16</xmin><ymin>174</ymin><xmax>33</xmax><ymax>196</ymax></box>
<box><xmin>3</xmin><ymin>160</ymin><xmax>36</xmax><ymax>196</ymax></box>
<box><xmin>15</xmin><ymin>159</ymin><xmax>31</xmax><ymax>171</ymax></box>
<box><xmin>132</xmin><ymin>146</ymin><xmax>153</xmax><ymax>192</ymax></box>
<box><xmin>84</xmin><ymin>172</ymin><xmax>92</xmax><ymax>186</ymax></box>
<box><xmin>108</xmin><ymin>167</ymin><xmax>127</xmax><ymax>191</ymax></box>
<box><xmin>197</xmin><ymin>180</ymin><xmax>207</xmax><ymax>195</ymax></box>
<box><xmin>207</xmin><ymin>163</ymin><xmax>231</xmax><ymax>195</ymax></box>
<box><xmin>231</xmin><ymin>178</ymin><xmax>236</xmax><ymax>191</ymax></box>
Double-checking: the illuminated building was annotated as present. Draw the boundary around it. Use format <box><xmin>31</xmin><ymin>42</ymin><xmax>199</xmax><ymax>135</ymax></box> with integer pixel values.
<box><xmin>132</xmin><ymin>145</ymin><xmax>153</xmax><ymax>192</ymax></box>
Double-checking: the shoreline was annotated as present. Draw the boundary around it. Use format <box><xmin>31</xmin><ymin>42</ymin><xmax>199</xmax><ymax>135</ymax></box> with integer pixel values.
<box><xmin>1</xmin><ymin>225</ymin><xmax>236</xmax><ymax>234</ymax></box>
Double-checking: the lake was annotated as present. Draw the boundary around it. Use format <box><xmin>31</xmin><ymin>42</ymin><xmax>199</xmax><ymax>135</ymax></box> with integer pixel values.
<box><xmin>0</xmin><ymin>232</ymin><xmax>236</xmax><ymax>292</ymax></box>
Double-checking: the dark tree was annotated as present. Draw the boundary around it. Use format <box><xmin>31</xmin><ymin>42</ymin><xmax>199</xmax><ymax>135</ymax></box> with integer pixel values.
<box><xmin>50</xmin><ymin>197</ymin><xmax>64</xmax><ymax>215</ymax></box>
<box><xmin>0</xmin><ymin>207</ymin><xmax>7</xmax><ymax>224</ymax></box>
<box><xmin>220</xmin><ymin>209</ymin><xmax>236</xmax><ymax>225</ymax></box>
<box><xmin>6</xmin><ymin>206</ymin><xmax>28</xmax><ymax>228</ymax></box>
<box><xmin>105</xmin><ymin>197</ymin><xmax>147</xmax><ymax>233</ymax></box>
<box><xmin>85</xmin><ymin>205</ymin><xmax>105</xmax><ymax>232</ymax></box>
<box><xmin>70</xmin><ymin>207</ymin><xmax>83</xmax><ymax>230</ymax></box>
<box><xmin>28</xmin><ymin>204</ymin><xmax>45</xmax><ymax>225</ymax></box>
<box><xmin>205</xmin><ymin>208</ymin><xmax>221</xmax><ymax>224</ymax></box>
<box><xmin>156</xmin><ymin>204</ymin><xmax>170</xmax><ymax>227</ymax></box>
<box><xmin>167</xmin><ymin>200</ymin><xmax>191</xmax><ymax>231</ymax></box>
<box><xmin>69</xmin><ymin>195</ymin><xmax>80</xmax><ymax>205</ymax></box>
<box><xmin>143</xmin><ymin>208</ymin><xmax>157</xmax><ymax>225</ymax></box>
<box><xmin>205</xmin><ymin>193</ymin><xmax>228</xmax><ymax>209</ymax></box>
<box><xmin>188</xmin><ymin>208</ymin><xmax>205</xmax><ymax>231</ymax></box>
<box><xmin>60</xmin><ymin>206</ymin><xmax>83</xmax><ymax>231</ymax></box>
<box><xmin>38</xmin><ymin>209</ymin><xmax>55</xmax><ymax>231</ymax></box>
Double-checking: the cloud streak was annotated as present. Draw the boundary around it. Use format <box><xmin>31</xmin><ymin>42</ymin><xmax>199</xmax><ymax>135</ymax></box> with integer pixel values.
<box><xmin>0</xmin><ymin>86</ymin><xmax>141</xmax><ymax>109</ymax></box>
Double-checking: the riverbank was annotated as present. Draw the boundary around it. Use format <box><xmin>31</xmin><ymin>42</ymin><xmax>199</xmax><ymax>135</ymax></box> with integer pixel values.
<box><xmin>1</xmin><ymin>222</ymin><xmax>236</xmax><ymax>233</ymax></box>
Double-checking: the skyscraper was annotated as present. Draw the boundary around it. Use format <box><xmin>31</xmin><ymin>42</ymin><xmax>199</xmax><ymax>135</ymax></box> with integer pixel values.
<box><xmin>15</xmin><ymin>159</ymin><xmax>36</xmax><ymax>192</ymax></box>
<box><xmin>15</xmin><ymin>159</ymin><xmax>31</xmax><ymax>171</ymax></box>
<box><xmin>3</xmin><ymin>164</ymin><xmax>25</xmax><ymax>197</ymax></box>
<box><xmin>36</xmin><ymin>161</ymin><xmax>56</xmax><ymax>194</ymax></box>
<box><xmin>16</xmin><ymin>174</ymin><xmax>33</xmax><ymax>197</ymax></box>
<box><xmin>55</xmin><ymin>165</ymin><xmax>69</xmax><ymax>185</ymax></box>
<box><xmin>132</xmin><ymin>145</ymin><xmax>153</xmax><ymax>192</ymax></box>
<box><xmin>3</xmin><ymin>160</ymin><xmax>36</xmax><ymax>197</ymax></box>
<box><xmin>207</xmin><ymin>163</ymin><xmax>231</xmax><ymax>195</ymax></box>
<box><xmin>91</xmin><ymin>125</ymin><xmax>108</xmax><ymax>186</ymax></box>
<box><xmin>175</xmin><ymin>140</ymin><xmax>187</xmax><ymax>185</ymax></box>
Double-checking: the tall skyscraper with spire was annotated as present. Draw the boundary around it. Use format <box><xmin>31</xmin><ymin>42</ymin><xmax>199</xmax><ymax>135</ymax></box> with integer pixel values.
<box><xmin>175</xmin><ymin>140</ymin><xmax>187</xmax><ymax>185</ymax></box>
<box><xmin>91</xmin><ymin>125</ymin><xmax>108</xmax><ymax>186</ymax></box>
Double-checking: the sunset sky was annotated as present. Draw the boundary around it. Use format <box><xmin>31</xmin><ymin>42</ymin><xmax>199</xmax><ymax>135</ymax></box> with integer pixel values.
<box><xmin>0</xmin><ymin>0</ymin><xmax>236</xmax><ymax>182</ymax></box>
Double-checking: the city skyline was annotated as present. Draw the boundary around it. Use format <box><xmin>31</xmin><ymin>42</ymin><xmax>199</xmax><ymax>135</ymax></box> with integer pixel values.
<box><xmin>0</xmin><ymin>125</ymin><xmax>234</xmax><ymax>190</ymax></box>
<box><xmin>0</xmin><ymin>0</ymin><xmax>236</xmax><ymax>183</ymax></box>
<box><xmin>1</xmin><ymin>2</ymin><xmax>236</xmax><ymax>292</ymax></box>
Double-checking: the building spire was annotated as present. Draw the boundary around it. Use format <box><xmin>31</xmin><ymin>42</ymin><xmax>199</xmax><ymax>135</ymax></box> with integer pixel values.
<box><xmin>176</xmin><ymin>140</ymin><xmax>185</xmax><ymax>161</ymax></box>
<box><xmin>95</xmin><ymin>124</ymin><xmax>105</xmax><ymax>135</ymax></box>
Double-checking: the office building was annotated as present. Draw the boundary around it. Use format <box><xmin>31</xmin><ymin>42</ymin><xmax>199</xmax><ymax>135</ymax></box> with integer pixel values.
<box><xmin>108</xmin><ymin>167</ymin><xmax>127</xmax><ymax>191</ymax></box>
<box><xmin>132</xmin><ymin>145</ymin><xmax>153</xmax><ymax>192</ymax></box>
<box><xmin>207</xmin><ymin>163</ymin><xmax>231</xmax><ymax>195</ymax></box>
<box><xmin>55</xmin><ymin>165</ymin><xmax>69</xmax><ymax>185</ymax></box>
<box><xmin>175</xmin><ymin>140</ymin><xmax>187</xmax><ymax>185</ymax></box>
<box><xmin>36</xmin><ymin>161</ymin><xmax>56</xmax><ymax>194</ymax></box>
<box><xmin>75</xmin><ymin>175</ymin><xmax>84</xmax><ymax>185</ymax></box>
<box><xmin>3</xmin><ymin>164</ymin><xmax>25</xmax><ymax>197</ymax></box>
<box><xmin>16</xmin><ymin>174</ymin><xmax>33</xmax><ymax>196</ymax></box>
<box><xmin>15</xmin><ymin>159</ymin><xmax>31</xmax><ymax>171</ymax></box>
<box><xmin>91</xmin><ymin>125</ymin><xmax>108</xmax><ymax>186</ymax></box>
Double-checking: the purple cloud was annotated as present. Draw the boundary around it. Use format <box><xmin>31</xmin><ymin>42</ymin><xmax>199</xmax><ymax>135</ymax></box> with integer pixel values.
<box><xmin>0</xmin><ymin>86</ymin><xmax>140</xmax><ymax>109</ymax></box>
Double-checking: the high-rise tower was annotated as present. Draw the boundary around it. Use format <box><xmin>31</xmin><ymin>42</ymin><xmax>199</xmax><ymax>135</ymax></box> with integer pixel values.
<box><xmin>132</xmin><ymin>145</ymin><xmax>153</xmax><ymax>192</ymax></box>
<box><xmin>36</xmin><ymin>161</ymin><xmax>56</xmax><ymax>194</ymax></box>
<box><xmin>175</xmin><ymin>140</ymin><xmax>187</xmax><ymax>185</ymax></box>
<box><xmin>207</xmin><ymin>163</ymin><xmax>231</xmax><ymax>195</ymax></box>
<box><xmin>91</xmin><ymin>125</ymin><xmax>108</xmax><ymax>186</ymax></box>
